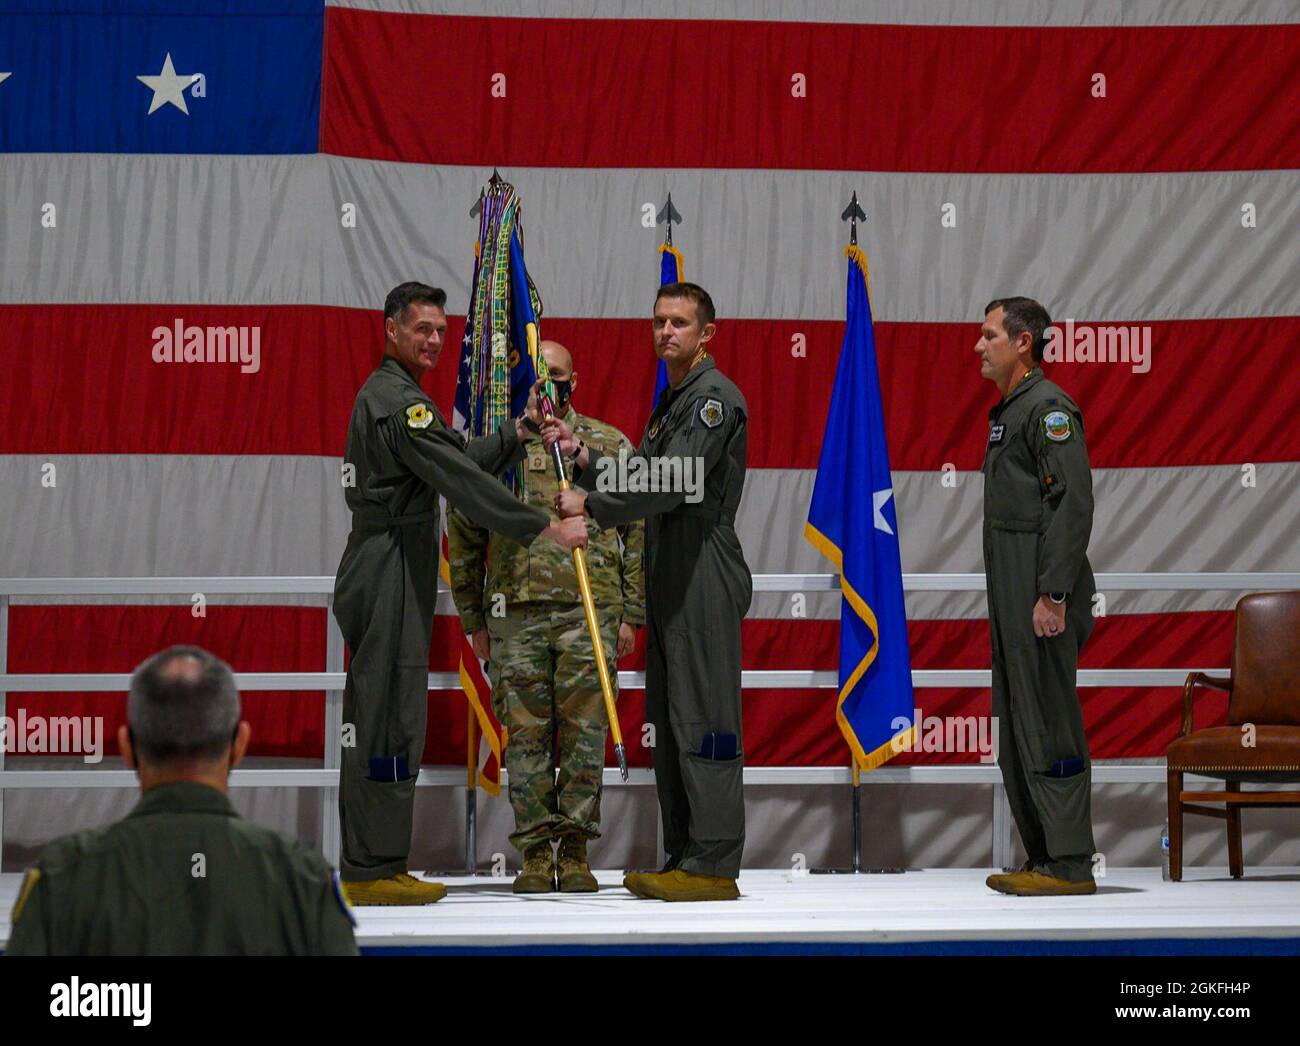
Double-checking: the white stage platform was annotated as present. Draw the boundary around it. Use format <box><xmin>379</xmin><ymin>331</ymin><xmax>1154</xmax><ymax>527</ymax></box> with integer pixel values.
<box><xmin>6</xmin><ymin>868</ymin><xmax>1297</xmax><ymax>955</ymax></box>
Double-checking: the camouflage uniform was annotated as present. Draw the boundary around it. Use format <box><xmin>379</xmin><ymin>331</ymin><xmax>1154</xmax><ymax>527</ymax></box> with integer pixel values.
<box><xmin>448</xmin><ymin>407</ymin><xmax>645</xmax><ymax>852</ymax></box>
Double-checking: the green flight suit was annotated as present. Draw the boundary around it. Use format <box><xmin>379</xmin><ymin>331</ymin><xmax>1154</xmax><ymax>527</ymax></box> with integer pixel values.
<box><xmin>982</xmin><ymin>367</ymin><xmax>1097</xmax><ymax>882</ymax></box>
<box><xmin>4</xmin><ymin>782</ymin><xmax>357</xmax><ymax>956</ymax></box>
<box><xmin>334</xmin><ymin>356</ymin><xmax>549</xmax><ymax>881</ymax></box>
<box><xmin>575</xmin><ymin>355</ymin><xmax>751</xmax><ymax>879</ymax></box>
<box><xmin>448</xmin><ymin>407</ymin><xmax>645</xmax><ymax>852</ymax></box>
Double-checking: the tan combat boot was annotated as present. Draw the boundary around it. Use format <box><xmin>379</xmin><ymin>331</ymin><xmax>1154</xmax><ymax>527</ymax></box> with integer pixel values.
<box><xmin>513</xmin><ymin>842</ymin><xmax>556</xmax><ymax>894</ymax></box>
<box><xmin>985</xmin><ymin>859</ymin><xmax>1038</xmax><ymax>893</ymax></box>
<box><xmin>986</xmin><ymin>870</ymin><xmax>1096</xmax><ymax>896</ymax></box>
<box><xmin>557</xmin><ymin>837</ymin><xmax>598</xmax><ymax>893</ymax></box>
<box><xmin>623</xmin><ymin>868</ymin><xmax>739</xmax><ymax>901</ymax></box>
<box><xmin>342</xmin><ymin>872</ymin><xmax>447</xmax><ymax>906</ymax></box>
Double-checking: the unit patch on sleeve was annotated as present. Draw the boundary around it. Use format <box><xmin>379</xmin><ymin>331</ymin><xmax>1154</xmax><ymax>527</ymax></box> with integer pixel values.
<box><xmin>698</xmin><ymin>398</ymin><xmax>725</xmax><ymax>429</ymax></box>
<box><xmin>1042</xmin><ymin>410</ymin><xmax>1073</xmax><ymax>443</ymax></box>
<box><xmin>405</xmin><ymin>403</ymin><xmax>434</xmax><ymax>430</ymax></box>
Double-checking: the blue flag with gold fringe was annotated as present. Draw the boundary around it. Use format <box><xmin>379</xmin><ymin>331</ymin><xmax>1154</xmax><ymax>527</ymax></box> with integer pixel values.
<box><xmin>805</xmin><ymin>245</ymin><xmax>915</xmax><ymax>769</ymax></box>
<box><xmin>651</xmin><ymin>241</ymin><xmax>683</xmax><ymax>409</ymax></box>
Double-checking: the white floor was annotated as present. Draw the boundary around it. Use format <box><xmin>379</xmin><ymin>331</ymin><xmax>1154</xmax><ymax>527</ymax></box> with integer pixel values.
<box><xmin>3</xmin><ymin>867</ymin><xmax>1297</xmax><ymax>951</ymax></box>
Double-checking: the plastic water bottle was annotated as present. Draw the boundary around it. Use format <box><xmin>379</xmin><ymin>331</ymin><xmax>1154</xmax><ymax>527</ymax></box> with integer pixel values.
<box><xmin>1160</xmin><ymin>819</ymin><xmax>1170</xmax><ymax>881</ymax></box>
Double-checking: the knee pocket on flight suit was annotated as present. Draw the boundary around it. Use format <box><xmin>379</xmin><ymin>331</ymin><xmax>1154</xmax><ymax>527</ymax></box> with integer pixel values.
<box><xmin>680</xmin><ymin>750</ymin><xmax>745</xmax><ymax>843</ymax></box>
<box><xmin>1031</xmin><ymin>763</ymin><xmax>1094</xmax><ymax>856</ymax></box>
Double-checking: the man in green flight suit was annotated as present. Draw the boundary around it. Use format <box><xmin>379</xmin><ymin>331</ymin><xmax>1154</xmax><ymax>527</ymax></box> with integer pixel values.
<box><xmin>550</xmin><ymin>282</ymin><xmax>751</xmax><ymax>902</ymax></box>
<box><xmin>976</xmin><ymin>297</ymin><xmax>1099</xmax><ymax>897</ymax></box>
<box><xmin>5</xmin><ymin>646</ymin><xmax>359</xmax><ymax>955</ymax></box>
<box><xmin>334</xmin><ymin>282</ymin><xmax>588</xmax><ymax>906</ymax></box>
<box><xmin>448</xmin><ymin>340</ymin><xmax>645</xmax><ymax>894</ymax></box>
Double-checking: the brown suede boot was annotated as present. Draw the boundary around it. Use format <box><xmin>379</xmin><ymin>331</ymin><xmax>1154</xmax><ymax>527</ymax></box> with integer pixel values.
<box><xmin>513</xmin><ymin>842</ymin><xmax>556</xmax><ymax>894</ymax></box>
<box><xmin>557</xmin><ymin>837</ymin><xmax>598</xmax><ymax>893</ymax></box>
<box><xmin>342</xmin><ymin>872</ymin><xmax>446</xmax><ymax>906</ymax></box>
<box><xmin>623</xmin><ymin>868</ymin><xmax>739</xmax><ymax>901</ymax></box>
<box><xmin>986</xmin><ymin>870</ymin><xmax>1096</xmax><ymax>896</ymax></box>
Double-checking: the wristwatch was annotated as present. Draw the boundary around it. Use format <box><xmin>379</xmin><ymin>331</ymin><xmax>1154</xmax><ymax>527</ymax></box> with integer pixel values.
<box><xmin>567</xmin><ymin>439</ymin><xmax>585</xmax><ymax>461</ymax></box>
<box><xmin>1047</xmin><ymin>592</ymin><xmax>1067</xmax><ymax>604</ymax></box>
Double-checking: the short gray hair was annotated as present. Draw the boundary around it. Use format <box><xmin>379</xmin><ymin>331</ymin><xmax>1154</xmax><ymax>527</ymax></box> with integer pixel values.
<box><xmin>127</xmin><ymin>646</ymin><xmax>240</xmax><ymax>762</ymax></box>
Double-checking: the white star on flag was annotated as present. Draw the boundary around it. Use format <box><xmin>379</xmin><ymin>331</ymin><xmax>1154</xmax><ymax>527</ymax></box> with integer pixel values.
<box><xmin>136</xmin><ymin>53</ymin><xmax>194</xmax><ymax>115</ymax></box>
<box><xmin>873</xmin><ymin>488</ymin><xmax>895</xmax><ymax>536</ymax></box>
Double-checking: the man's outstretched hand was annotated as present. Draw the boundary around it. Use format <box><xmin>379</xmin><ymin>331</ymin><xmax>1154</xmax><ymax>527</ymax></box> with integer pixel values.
<box><xmin>555</xmin><ymin>489</ymin><xmax>587</xmax><ymax>519</ymax></box>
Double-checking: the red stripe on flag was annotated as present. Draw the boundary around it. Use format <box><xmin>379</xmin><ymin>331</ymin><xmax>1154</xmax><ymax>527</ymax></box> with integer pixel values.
<box><xmin>321</xmin><ymin>11</ymin><xmax>1300</xmax><ymax>172</ymax></box>
<box><xmin>3</xmin><ymin>305</ymin><xmax>1295</xmax><ymax>468</ymax></box>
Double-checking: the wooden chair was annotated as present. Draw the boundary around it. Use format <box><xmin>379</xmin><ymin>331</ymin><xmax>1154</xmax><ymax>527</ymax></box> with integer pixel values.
<box><xmin>1166</xmin><ymin>591</ymin><xmax>1300</xmax><ymax>880</ymax></box>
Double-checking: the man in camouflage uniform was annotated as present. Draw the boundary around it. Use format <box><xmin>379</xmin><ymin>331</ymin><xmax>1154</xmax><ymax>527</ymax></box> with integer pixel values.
<box><xmin>448</xmin><ymin>341</ymin><xmax>644</xmax><ymax>894</ymax></box>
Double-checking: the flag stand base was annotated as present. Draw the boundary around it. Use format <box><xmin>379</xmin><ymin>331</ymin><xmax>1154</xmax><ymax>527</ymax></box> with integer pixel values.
<box><xmin>809</xmin><ymin>868</ymin><xmax>906</xmax><ymax>874</ymax></box>
<box><xmin>808</xmin><ymin>775</ymin><xmax>906</xmax><ymax>874</ymax></box>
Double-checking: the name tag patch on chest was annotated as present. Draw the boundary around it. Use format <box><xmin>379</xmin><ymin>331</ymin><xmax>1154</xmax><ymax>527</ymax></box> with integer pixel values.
<box><xmin>988</xmin><ymin>424</ymin><xmax>1005</xmax><ymax>445</ymax></box>
<box><xmin>1042</xmin><ymin>410</ymin><xmax>1073</xmax><ymax>443</ymax></box>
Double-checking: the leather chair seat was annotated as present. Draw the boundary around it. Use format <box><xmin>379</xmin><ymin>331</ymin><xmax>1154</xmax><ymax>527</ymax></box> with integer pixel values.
<box><xmin>1168</xmin><ymin>725</ymin><xmax>1300</xmax><ymax>782</ymax></box>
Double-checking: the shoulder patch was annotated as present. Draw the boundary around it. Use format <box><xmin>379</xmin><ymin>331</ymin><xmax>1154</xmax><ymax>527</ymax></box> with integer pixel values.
<box><xmin>1042</xmin><ymin>410</ymin><xmax>1073</xmax><ymax>443</ymax></box>
<box><xmin>698</xmin><ymin>398</ymin><xmax>725</xmax><ymax>429</ymax></box>
<box><xmin>11</xmin><ymin>867</ymin><xmax>41</xmax><ymax>923</ymax></box>
<box><xmin>405</xmin><ymin>402</ymin><xmax>434</xmax><ymax>430</ymax></box>
<box><xmin>332</xmin><ymin>870</ymin><xmax>358</xmax><ymax>927</ymax></box>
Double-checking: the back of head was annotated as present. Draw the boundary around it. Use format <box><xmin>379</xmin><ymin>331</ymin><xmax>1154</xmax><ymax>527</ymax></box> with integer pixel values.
<box><xmin>128</xmin><ymin>645</ymin><xmax>240</xmax><ymax>766</ymax></box>
<box><xmin>5</xmin><ymin>647</ymin><xmax>357</xmax><ymax>956</ymax></box>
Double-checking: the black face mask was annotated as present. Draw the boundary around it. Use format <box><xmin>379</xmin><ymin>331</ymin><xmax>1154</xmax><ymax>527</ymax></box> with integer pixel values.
<box><xmin>552</xmin><ymin>380</ymin><xmax>572</xmax><ymax>410</ymax></box>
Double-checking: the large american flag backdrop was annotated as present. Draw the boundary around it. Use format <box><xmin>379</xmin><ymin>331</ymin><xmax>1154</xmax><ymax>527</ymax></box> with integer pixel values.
<box><xmin>1</xmin><ymin>2</ymin><xmax>1297</xmax><ymax>856</ymax></box>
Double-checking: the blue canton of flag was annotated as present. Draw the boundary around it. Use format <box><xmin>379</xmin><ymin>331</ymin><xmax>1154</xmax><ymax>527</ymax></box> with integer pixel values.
<box><xmin>805</xmin><ymin>245</ymin><xmax>915</xmax><ymax>770</ymax></box>
<box><xmin>0</xmin><ymin>0</ymin><xmax>321</xmax><ymax>154</ymax></box>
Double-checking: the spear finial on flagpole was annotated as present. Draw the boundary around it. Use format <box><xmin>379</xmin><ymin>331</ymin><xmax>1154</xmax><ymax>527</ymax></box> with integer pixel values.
<box><xmin>471</xmin><ymin>169</ymin><xmax>503</xmax><ymax>217</ymax></box>
<box><xmin>841</xmin><ymin>191</ymin><xmax>866</xmax><ymax>246</ymax></box>
<box><xmin>657</xmin><ymin>192</ymin><xmax>682</xmax><ymax>247</ymax></box>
